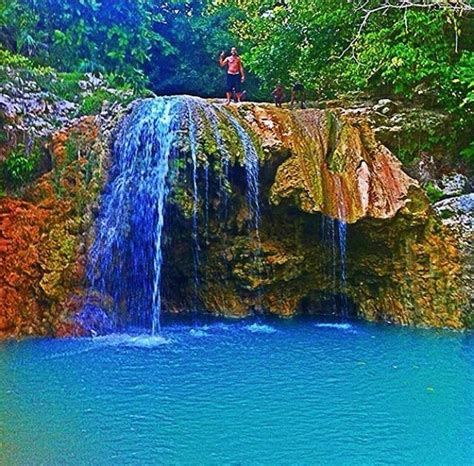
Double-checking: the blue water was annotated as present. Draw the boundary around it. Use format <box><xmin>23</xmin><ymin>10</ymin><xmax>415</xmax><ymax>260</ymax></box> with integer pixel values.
<box><xmin>1</xmin><ymin>319</ymin><xmax>472</xmax><ymax>465</ymax></box>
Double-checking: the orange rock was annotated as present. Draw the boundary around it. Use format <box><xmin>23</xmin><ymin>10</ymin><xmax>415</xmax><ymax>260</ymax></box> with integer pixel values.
<box><xmin>0</xmin><ymin>115</ymin><xmax>106</xmax><ymax>338</ymax></box>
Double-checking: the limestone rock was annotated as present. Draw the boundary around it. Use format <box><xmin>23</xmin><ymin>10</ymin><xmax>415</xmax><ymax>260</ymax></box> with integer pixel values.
<box><xmin>0</xmin><ymin>96</ymin><xmax>471</xmax><ymax>336</ymax></box>
<box><xmin>432</xmin><ymin>193</ymin><xmax>473</xmax><ymax>325</ymax></box>
<box><xmin>234</xmin><ymin>104</ymin><xmax>420</xmax><ymax>223</ymax></box>
<box><xmin>433</xmin><ymin>173</ymin><xmax>471</xmax><ymax>199</ymax></box>
<box><xmin>0</xmin><ymin>113</ymin><xmax>114</xmax><ymax>338</ymax></box>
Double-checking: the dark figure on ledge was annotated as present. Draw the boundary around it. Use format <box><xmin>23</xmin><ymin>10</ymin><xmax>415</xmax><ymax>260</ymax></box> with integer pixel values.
<box><xmin>291</xmin><ymin>81</ymin><xmax>306</xmax><ymax>109</ymax></box>
<box><xmin>219</xmin><ymin>47</ymin><xmax>246</xmax><ymax>105</ymax></box>
<box><xmin>271</xmin><ymin>83</ymin><xmax>285</xmax><ymax>107</ymax></box>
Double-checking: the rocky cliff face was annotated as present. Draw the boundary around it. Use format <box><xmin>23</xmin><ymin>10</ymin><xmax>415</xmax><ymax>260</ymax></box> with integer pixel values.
<box><xmin>0</xmin><ymin>96</ymin><xmax>471</xmax><ymax>337</ymax></box>
<box><xmin>159</xmin><ymin>102</ymin><xmax>469</xmax><ymax>329</ymax></box>
<box><xmin>0</xmin><ymin>116</ymin><xmax>107</xmax><ymax>336</ymax></box>
<box><xmin>0</xmin><ymin>69</ymin><xmax>132</xmax><ymax>336</ymax></box>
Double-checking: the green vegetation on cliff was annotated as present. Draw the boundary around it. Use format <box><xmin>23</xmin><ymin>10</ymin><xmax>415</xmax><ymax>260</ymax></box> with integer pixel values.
<box><xmin>1</xmin><ymin>1</ymin><xmax>473</xmax><ymax>172</ymax></box>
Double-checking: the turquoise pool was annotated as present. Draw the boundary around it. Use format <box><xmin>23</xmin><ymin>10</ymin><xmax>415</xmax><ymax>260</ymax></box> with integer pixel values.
<box><xmin>1</xmin><ymin>318</ymin><xmax>473</xmax><ymax>465</ymax></box>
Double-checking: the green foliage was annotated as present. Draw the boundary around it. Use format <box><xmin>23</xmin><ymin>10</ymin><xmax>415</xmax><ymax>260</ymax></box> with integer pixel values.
<box><xmin>0</xmin><ymin>127</ymin><xmax>7</xmax><ymax>144</ymax></box>
<box><xmin>460</xmin><ymin>141</ymin><xmax>474</xmax><ymax>167</ymax></box>
<box><xmin>0</xmin><ymin>0</ymin><xmax>41</xmax><ymax>55</ymax></box>
<box><xmin>48</xmin><ymin>72</ymin><xmax>84</xmax><ymax>102</ymax></box>
<box><xmin>1</xmin><ymin>0</ymin><xmax>236</xmax><ymax>95</ymax></box>
<box><xmin>51</xmin><ymin>164</ymin><xmax>64</xmax><ymax>198</ymax></box>
<box><xmin>0</xmin><ymin>48</ymin><xmax>34</xmax><ymax>67</ymax></box>
<box><xmin>214</xmin><ymin>1</ymin><xmax>473</xmax><ymax>169</ymax></box>
<box><xmin>453</xmin><ymin>51</ymin><xmax>474</xmax><ymax>167</ymax></box>
<box><xmin>2</xmin><ymin>144</ymin><xmax>40</xmax><ymax>187</ymax></box>
<box><xmin>425</xmin><ymin>181</ymin><xmax>444</xmax><ymax>204</ymax></box>
<box><xmin>65</xmin><ymin>136</ymin><xmax>79</xmax><ymax>164</ymax></box>
<box><xmin>144</xmin><ymin>0</ymin><xmax>238</xmax><ymax>96</ymax></box>
<box><xmin>0</xmin><ymin>0</ymin><xmax>240</xmax><ymax>96</ymax></box>
<box><xmin>354</xmin><ymin>10</ymin><xmax>455</xmax><ymax>99</ymax></box>
<box><xmin>218</xmin><ymin>1</ymin><xmax>470</xmax><ymax>102</ymax></box>
<box><xmin>78</xmin><ymin>87</ymin><xmax>137</xmax><ymax>115</ymax></box>
<box><xmin>0</xmin><ymin>0</ymin><xmax>473</xmax><ymax>170</ymax></box>
<box><xmin>0</xmin><ymin>0</ymin><xmax>164</xmax><ymax>83</ymax></box>
<box><xmin>0</xmin><ymin>48</ymin><xmax>55</xmax><ymax>83</ymax></box>
<box><xmin>84</xmin><ymin>149</ymin><xmax>99</xmax><ymax>185</ymax></box>
<box><xmin>79</xmin><ymin>89</ymin><xmax>111</xmax><ymax>115</ymax></box>
<box><xmin>439</xmin><ymin>208</ymin><xmax>455</xmax><ymax>220</ymax></box>
<box><xmin>455</xmin><ymin>52</ymin><xmax>474</xmax><ymax>108</ymax></box>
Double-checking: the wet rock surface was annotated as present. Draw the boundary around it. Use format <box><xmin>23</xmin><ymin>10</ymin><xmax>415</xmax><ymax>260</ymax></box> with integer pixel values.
<box><xmin>433</xmin><ymin>173</ymin><xmax>471</xmax><ymax>199</ymax></box>
<box><xmin>160</xmin><ymin>101</ymin><xmax>470</xmax><ymax>330</ymax></box>
<box><xmin>0</xmin><ymin>96</ymin><xmax>471</xmax><ymax>337</ymax></box>
<box><xmin>433</xmin><ymin>193</ymin><xmax>473</xmax><ymax>322</ymax></box>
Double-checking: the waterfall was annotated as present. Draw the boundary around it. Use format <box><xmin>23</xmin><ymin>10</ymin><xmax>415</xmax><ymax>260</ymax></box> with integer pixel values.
<box><xmin>87</xmin><ymin>97</ymin><xmax>185</xmax><ymax>334</ymax></box>
<box><xmin>204</xmin><ymin>160</ymin><xmax>210</xmax><ymax>242</ymax></box>
<box><xmin>321</xmin><ymin>216</ymin><xmax>338</xmax><ymax>315</ymax></box>
<box><xmin>337</xmin><ymin>219</ymin><xmax>348</xmax><ymax>318</ymax></box>
<box><xmin>186</xmin><ymin>101</ymin><xmax>201</xmax><ymax>312</ymax></box>
<box><xmin>334</xmin><ymin>177</ymin><xmax>348</xmax><ymax>319</ymax></box>
<box><xmin>225</xmin><ymin>113</ymin><xmax>261</xmax><ymax>240</ymax></box>
<box><xmin>204</xmin><ymin>106</ymin><xmax>231</xmax><ymax>221</ymax></box>
<box><xmin>86</xmin><ymin>96</ymin><xmax>263</xmax><ymax>333</ymax></box>
<box><xmin>225</xmin><ymin>111</ymin><xmax>264</xmax><ymax>311</ymax></box>
<box><xmin>321</xmin><ymin>178</ymin><xmax>349</xmax><ymax>319</ymax></box>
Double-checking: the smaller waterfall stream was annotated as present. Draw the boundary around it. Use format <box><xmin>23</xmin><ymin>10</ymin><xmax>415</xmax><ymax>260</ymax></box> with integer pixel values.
<box><xmin>334</xmin><ymin>177</ymin><xmax>348</xmax><ymax>319</ymax></box>
<box><xmin>225</xmin><ymin>112</ymin><xmax>265</xmax><ymax>311</ymax></box>
<box><xmin>208</xmin><ymin>107</ymin><xmax>232</xmax><ymax>220</ymax></box>
<box><xmin>320</xmin><ymin>211</ymin><xmax>348</xmax><ymax>320</ymax></box>
<box><xmin>187</xmin><ymin>102</ymin><xmax>201</xmax><ymax>312</ymax></box>
<box><xmin>225</xmin><ymin>113</ymin><xmax>262</xmax><ymax>241</ymax></box>
<box><xmin>337</xmin><ymin>220</ymin><xmax>348</xmax><ymax>318</ymax></box>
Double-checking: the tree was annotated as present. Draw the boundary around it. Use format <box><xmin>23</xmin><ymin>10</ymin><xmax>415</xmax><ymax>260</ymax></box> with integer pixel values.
<box><xmin>145</xmin><ymin>0</ymin><xmax>239</xmax><ymax>96</ymax></box>
<box><xmin>0</xmin><ymin>0</ymin><xmax>166</xmax><ymax>84</ymax></box>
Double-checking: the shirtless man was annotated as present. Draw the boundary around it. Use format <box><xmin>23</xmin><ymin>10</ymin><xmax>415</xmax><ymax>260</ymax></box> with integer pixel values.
<box><xmin>219</xmin><ymin>47</ymin><xmax>246</xmax><ymax>105</ymax></box>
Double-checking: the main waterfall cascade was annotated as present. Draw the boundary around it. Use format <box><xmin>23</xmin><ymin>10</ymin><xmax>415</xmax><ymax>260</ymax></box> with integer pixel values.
<box><xmin>86</xmin><ymin>97</ymin><xmax>268</xmax><ymax>333</ymax></box>
<box><xmin>85</xmin><ymin>96</ymin><xmax>353</xmax><ymax>334</ymax></box>
<box><xmin>86</xmin><ymin>98</ymin><xmax>181</xmax><ymax>333</ymax></box>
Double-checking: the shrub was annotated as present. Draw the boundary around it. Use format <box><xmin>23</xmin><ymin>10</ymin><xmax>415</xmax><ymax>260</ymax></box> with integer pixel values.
<box><xmin>48</xmin><ymin>72</ymin><xmax>84</xmax><ymax>102</ymax></box>
<box><xmin>0</xmin><ymin>49</ymin><xmax>33</xmax><ymax>68</ymax></box>
<box><xmin>0</xmin><ymin>48</ymin><xmax>54</xmax><ymax>75</ymax></box>
<box><xmin>425</xmin><ymin>182</ymin><xmax>444</xmax><ymax>204</ymax></box>
<box><xmin>2</xmin><ymin>145</ymin><xmax>40</xmax><ymax>187</ymax></box>
<box><xmin>79</xmin><ymin>89</ymin><xmax>114</xmax><ymax>115</ymax></box>
<box><xmin>460</xmin><ymin>142</ymin><xmax>474</xmax><ymax>169</ymax></box>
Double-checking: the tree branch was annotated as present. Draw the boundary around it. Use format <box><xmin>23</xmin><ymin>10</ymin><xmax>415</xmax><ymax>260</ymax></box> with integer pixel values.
<box><xmin>339</xmin><ymin>0</ymin><xmax>474</xmax><ymax>58</ymax></box>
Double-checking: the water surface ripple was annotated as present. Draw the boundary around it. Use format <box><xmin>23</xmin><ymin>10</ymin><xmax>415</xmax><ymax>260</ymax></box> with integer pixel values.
<box><xmin>1</xmin><ymin>319</ymin><xmax>472</xmax><ymax>465</ymax></box>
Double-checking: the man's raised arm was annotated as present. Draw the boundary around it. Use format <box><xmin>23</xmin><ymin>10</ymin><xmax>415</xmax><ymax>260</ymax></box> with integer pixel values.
<box><xmin>219</xmin><ymin>52</ymin><xmax>227</xmax><ymax>68</ymax></box>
